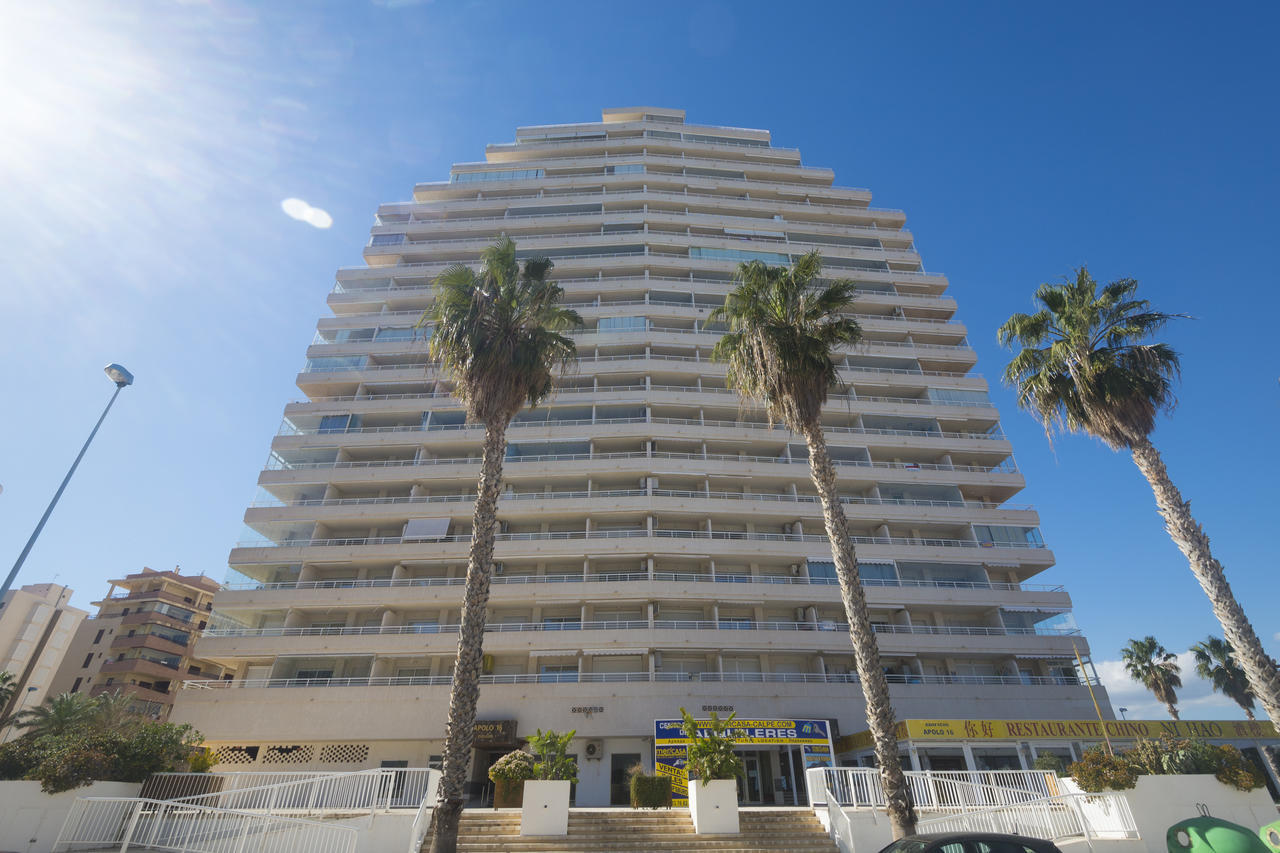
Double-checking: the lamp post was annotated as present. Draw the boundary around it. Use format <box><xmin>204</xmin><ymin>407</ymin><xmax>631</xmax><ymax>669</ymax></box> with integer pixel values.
<box><xmin>1</xmin><ymin>365</ymin><xmax>134</xmax><ymax>602</ymax></box>
<box><xmin>1119</xmin><ymin>707</ymin><xmax>1129</xmax><ymax>720</ymax></box>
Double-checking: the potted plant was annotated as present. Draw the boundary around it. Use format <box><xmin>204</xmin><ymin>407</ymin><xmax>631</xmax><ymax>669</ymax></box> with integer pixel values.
<box><xmin>520</xmin><ymin>729</ymin><xmax>577</xmax><ymax>836</ymax></box>
<box><xmin>680</xmin><ymin>707</ymin><xmax>744</xmax><ymax>834</ymax></box>
<box><xmin>489</xmin><ymin>750</ymin><xmax>535</xmax><ymax>808</ymax></box>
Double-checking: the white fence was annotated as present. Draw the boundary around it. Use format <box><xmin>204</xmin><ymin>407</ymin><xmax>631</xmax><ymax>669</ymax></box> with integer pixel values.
<box><xmin>814</xmin><ymin>767</ymin><xmax>1058</xmax><ymax>810</ymax></box>
<box><xmin>917</xmin><ymin>792</ymin><xmax>1139</xmax><ymax>843</ymax></box>
<box><xmin>143</xmin><ymin>768</ymin><xmax>437</xmax><ymax>813</ymax></box>
<box><xmin>52</xmin><ymin>797</ymin><xmax>357</xmax><ymax>853</ymax></box>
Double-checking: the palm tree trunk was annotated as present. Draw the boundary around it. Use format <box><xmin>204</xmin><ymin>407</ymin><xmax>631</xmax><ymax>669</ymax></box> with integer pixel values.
<box><xmin>430</xmin><ymin>416</ymin><xmax>511</xmax><ymax>853</ymax></box>
<box><xmin>1130</xmin><ymin>439</ymin><xmax>1280</xmax><ymax>720</ymax></box>
<box><xmin>801</xmin><ymin>421</ymin><xmax>917</xmax><ymax>839</ymax></box>
<box><xmin>1130</xmin><ymin>437</ymin><xmax>1280</xmax><ymax>787</ymax></box>
<box><xmin>1165</xmin><ymin>702</ymin><xmax>1180</xmax><ymax>721</ymax></box>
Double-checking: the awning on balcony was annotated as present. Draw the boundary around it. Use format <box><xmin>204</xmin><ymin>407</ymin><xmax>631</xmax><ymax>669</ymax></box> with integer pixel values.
<box><xmin>403</xmin><ymin>518</ymin><xmax>450</xmax><ymax>541</ymax></box>
<box><xmin>1002</xmin><ymin>605</ymin><xmax>1069</xmax><ymax>613</ymax></box>
<box><xmin>582</xmin><ymin>648</ymin><xmax>648</xmax><ymax>656</ymax></box>
<box><xmin>528</xmin><ymin>649</ymin><xmax>580</xmax><ymax>658</ymax></box>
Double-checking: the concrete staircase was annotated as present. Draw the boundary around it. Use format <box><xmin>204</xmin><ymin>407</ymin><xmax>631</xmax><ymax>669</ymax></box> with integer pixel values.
<box><xmin>451</xmin><ymin>807</ymin><xmax>837</xmax><ymax>852</ymax></box>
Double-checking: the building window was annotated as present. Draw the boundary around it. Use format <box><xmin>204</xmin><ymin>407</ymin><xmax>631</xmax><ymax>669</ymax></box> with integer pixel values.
<box><xmin>82</xmin><ymin>653</ymin><xmax>94</xmax><ymax>668</ymax></box>
<box><xmin>93</xmin><ymin>629</ymin><xmax>105</xmax><ymax>644</ymax></box>
<box><xmin>71</xmin><ymin>677</ymin><xmax>82</xmax><ymax>692</ymax></box>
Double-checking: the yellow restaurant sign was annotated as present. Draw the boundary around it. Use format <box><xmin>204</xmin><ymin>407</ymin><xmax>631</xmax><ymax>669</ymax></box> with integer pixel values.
<box><xmin>835</xmin><ymin>719</ymin><xmax>1280</xmax><ymax>753</ymax></box>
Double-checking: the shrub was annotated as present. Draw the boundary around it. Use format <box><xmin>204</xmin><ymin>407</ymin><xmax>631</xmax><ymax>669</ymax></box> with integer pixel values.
<box><xmin>630</xmin><ymin>773</ymin><xmax>672</xmax><ymax>809</ymax></box>
<box><xmin>1033</xmin><ymin>754</ymin><xmax>1066</xmax><ymax>775</ymax></box>
<box><xmin>0</xmin><ymin>719</ymin><xmax>203</xmax><ymax>793</ymax></box>
<box><xmin>1068</xmin><ymin>747</ymin><xmax>1137</xmax><ymax>792</ymax></box>
<box><xmin>679</xmin><ymin>707</ymin><xmax>744</xmax><ymax>787</ymax></box>
<box><xmin>526</xmin><ymin>729</ymin><xmax>578</xmax><ymax>784</ymax></box>
<box><xmin>188</xmin><ymin>749</ymin><xmax>216</xmax><ymax>773</ymax></box>
<box><xmin>1121</xmin><ymin>737</ymin><xmax>1263</xmax><ymax>791</ymax></box>
<box><xmin>488</xmin><ymin>750</ymin><xmax>535</xmax><ymax>783</ymax></box>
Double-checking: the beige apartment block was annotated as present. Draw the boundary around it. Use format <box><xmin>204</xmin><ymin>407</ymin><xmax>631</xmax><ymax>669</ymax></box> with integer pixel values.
<box><xmin>172</xmin><ymin>107</ymin><xmax>1111</xmax><ymax>806</ymax></box>
<box><xmin>0</xmin><ymin>583</ymin><xmax>86</xmax><ymax>740</ymax></box>
<box><xmin>48</xmin><ymin>568</ymin><xmax>223</xmax><ymax>719</ymax></box>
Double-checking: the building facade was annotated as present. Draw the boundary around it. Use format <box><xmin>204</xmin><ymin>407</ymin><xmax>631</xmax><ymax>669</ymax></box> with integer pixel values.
<box><xmin>48</xmin><ymin>568</ymin><xmax>223</xmax><ymax>718</ymax></box>
<box><xmin>0</xmin><ymin>583</ymin><xmax>86</xmax><ymax>740</ymax></box>
<box><xmin>172</xmin><ymin>107</ymin><xmax>1110</xmax><ymax>805</ymax></box>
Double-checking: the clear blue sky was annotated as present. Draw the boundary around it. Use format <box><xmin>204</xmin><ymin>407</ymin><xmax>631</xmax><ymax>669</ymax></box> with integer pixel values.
<box><xmin>1</xmin><ymin>1</ymin><xmax>1276</xmax><ymax>720</ymax></box>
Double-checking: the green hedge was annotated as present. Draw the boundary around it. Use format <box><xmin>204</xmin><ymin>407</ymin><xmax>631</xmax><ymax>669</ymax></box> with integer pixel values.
<box><xmin>630</xmin><ymin>774</ymin><xmax>672</xmax><ymax>809</ymax></box>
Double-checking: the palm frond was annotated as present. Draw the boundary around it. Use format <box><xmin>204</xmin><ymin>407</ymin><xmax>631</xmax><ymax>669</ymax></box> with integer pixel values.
<box><xmin>998</xmin><ymin>267</ymin><xmax>1186</xmax><ymax>449</ymax></box>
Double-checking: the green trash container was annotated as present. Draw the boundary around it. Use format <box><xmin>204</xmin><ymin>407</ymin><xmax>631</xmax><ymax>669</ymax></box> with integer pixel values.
<box><xmin>1168</xmin><ymin>816</ymin><xmax>1270</xmax><ymax>853</ymax></box>
<box><xmin>1258</xmin><ymin>819</ymin><xmax>1280</xmax><ymax>853</ymax></box>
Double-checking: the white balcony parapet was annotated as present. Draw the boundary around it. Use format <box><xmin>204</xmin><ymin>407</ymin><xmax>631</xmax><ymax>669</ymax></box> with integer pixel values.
<box><xmin>221</xmin><ymin>572</ymin><xmax>1062</xmax><ymax>593</ymax></box>
<box><xmin>179</xmin><ymin>671</ymin><xmax>1088</xmax><ymax>690</ymax></box>
<box><xmin>278</xmin><ymin>416</ymin><xmax>999</xmax><ymax>440</ymax></box>
<box><xmin>251</xmin><ymin>488</ymin><xmax>1027</xmax><ymax>511</ymax></box>
<box><xmin>234</xmin><ymin>528</ymin><xmax>1038</xmax><ymax>551</ymax></box>
<box><xmin>201</xmin><ymin>620</ymin><xmax>1078</xmax><ymax>639</ymax></box>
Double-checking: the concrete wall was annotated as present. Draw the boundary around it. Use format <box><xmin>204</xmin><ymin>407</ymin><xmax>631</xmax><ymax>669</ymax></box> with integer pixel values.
<box><xmin>0</xmin><ymin>780</ymin><xmax>142</xmax><ymax>853</ymax></box>
<box><xmin>1123</xmin><ymin>775</ymin><xmax>1276</xmax><ymax>853</ymax></box>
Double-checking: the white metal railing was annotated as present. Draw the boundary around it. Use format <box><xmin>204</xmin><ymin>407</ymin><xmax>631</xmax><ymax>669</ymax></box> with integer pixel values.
<box><xmin>234</xmin><ymin>528</ymin><xmax>1036</xmax><ymax>552</ymax></box>
<box><xmin>221</xmin><ymin>572</ymin><xmax>1059</xmax><ymax>593</ymax></box>
<box><xmin>143</xmin><ymin>768</ymin><xmax>437</xmax><ymax>812</ymax></box>
<box><xmin>53</xmin><ymin>796</ymin><xmax>357</xmax><ymax>853</ymax></box>
<box><xmin>916</xmin><ymin>792</ymin><xmax>1139</xmax><ymax>842</ymax></box>
<box><xmin>182</xmin><ymin>671</ymin><xmax>1088</xmax><ymax>691</ymax></box>
<box><xmin>201</xmin><ymin>620</ymin><xmax>1076</xmax><ymax>640</ymax></box>
<box><xmin>174</xmin><ymin>769</ymin><xmax>392</xmax><ymax>814</ymax></box>
<box><xmin>250</xmin><ymin>488</ymin><xmax>1024</xmax><ymax>511</ymax></box>
<box><xmin>263</xmin><ymin>449</ymin><xmax>1018</xmax><ymax>476</ymax></box>
<box><xmin>819</xmin><ymin>768</ymin><xmax>1061</xmax><ymax>810</ymax></box>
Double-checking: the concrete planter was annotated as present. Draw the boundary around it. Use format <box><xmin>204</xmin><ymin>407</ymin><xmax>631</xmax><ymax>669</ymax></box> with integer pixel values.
<box><xmin>688</xmin><ymin>778</ymin><xmax>739</xmax><ymax>834</ymax></box>
<box><xmin>520</xmin><ymin>780</ymin><xmax>571</xmax><ymax>836</ymax></box>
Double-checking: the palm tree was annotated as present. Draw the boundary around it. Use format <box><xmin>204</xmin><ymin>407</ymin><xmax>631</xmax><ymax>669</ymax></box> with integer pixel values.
<box><xmin>1191</xmin><ymin>636</ymin><xmax>1255</xmax><ymax>720</ymax></box>
<box><xmin>1122</xmin><ymin>636</ymin><xmax>1183</xmax><ymax>720</ymax></box>
<box><xmin>91</xmin><ymin>689</ymin><xmax>145</xmax><ymax>732</ymax></box>
<box><xmin>999</xmin><ymin>269</ymin><xmax>1280</xmax><ymax>731</ymax></box>
<box><xmin>418</xmin><ymin>236</ymin><xmax>580</xmax><ymax>853</ymax></box>
<box><xmin>13</xmin><ymin>691</ymin><xmax>98</xmax><ymax>737</ymax></box>
<box><xmin>0</xmin><ymin>671</ymin><xmax>15</xmax><ymax>725</ymax></box>
<box><xmin>710</xmin><ymin>250</ymin><xmax>917</xmax><ymax>838</ymax></box>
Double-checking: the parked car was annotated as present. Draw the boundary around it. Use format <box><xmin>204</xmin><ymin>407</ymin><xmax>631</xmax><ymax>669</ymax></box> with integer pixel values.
<box><xmin>877</xmin><ymin>833</ymin><xmax>1065</xmax><ymax>853</ymax></box>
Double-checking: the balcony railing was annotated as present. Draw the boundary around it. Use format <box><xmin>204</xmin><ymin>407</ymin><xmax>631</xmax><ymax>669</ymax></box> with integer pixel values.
<box><xmin>264</xmin><ymin>449</ymin><xmax>1019</xmax><ymax>476</ymax></box>
<box><xmin>221</xmin><ymin>572</ymin><xmax>1063</xmax><ymax>594</ymax></box>
<box><xmin>251</xmin><ymin>488</ymin><xmax>1027</xmax><ymax>511</ymax></box>
<box><xmin>201</xmin><ymin>620</ymin><xmax>1078</xmax><ymax>639</ymax></box>
<box><xmin>181</xmin><ymin>671</ymin><xmax>1085</xmax><ymax>690</ymax></box>
<box><xmin>277</xmin><ymin>415</ymin><xmax>998</xmax><ymax>440</ymax></box>
<box><xmin>332</xmin><ymin>273</ymin><xmax>952</xmax><ymax>302</ymax></box>
<box><xmin>235</xmin><ymin>528</ymin><xmax>1041</xmax><ymax>552</ymax></box>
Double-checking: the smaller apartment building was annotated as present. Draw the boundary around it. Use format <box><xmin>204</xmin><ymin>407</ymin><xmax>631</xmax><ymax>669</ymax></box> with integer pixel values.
<box><xmin>49</xmin><ymin>569</ymin><xmax>224</xmax><ymax>719</ymax></box>
<box><xmin>0</xmin><ymin>583</ymin><xmax>86</xmax><ymax>740</ymax></box>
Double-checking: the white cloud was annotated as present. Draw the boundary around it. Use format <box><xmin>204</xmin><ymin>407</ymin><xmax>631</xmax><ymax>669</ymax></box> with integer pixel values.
<box><xmin>280</xmin><ymin>198</ymin><xmax>332</xmax><ymax>229</ymax></box>
<box><xmin>1095</xmin><ymin>651</ymin><xmax>1252</xmax><ymax>721</ymax></box>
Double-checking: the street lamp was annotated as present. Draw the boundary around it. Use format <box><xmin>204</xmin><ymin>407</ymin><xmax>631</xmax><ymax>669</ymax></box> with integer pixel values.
<box><xmin>0</xmin><ymin>365</ymin><xmax>134</xmax><ymax>601</ymax></box>
<box><xmin>1119</xmin><ymin>707</ymin><xmax>1129</xmax><ymax>720</ymax></box>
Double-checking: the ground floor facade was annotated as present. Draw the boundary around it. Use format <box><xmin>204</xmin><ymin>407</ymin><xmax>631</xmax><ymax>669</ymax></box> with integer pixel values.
<box><xmin>172</xmin><ymin>677</ymin><xmax>1110</xmax><ymax>806</ymax></box>
<box><xmin>836</xmin><ymin>717</ymin><xmax>1280</xmax><ymax>799</ymax></box>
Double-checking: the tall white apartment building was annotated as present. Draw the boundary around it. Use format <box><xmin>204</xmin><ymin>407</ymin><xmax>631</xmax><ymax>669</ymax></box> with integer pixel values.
<box><xmin>173</xmin><ymin>107</ymin><xmax>1110</xmax><ymax>806</ymax></box>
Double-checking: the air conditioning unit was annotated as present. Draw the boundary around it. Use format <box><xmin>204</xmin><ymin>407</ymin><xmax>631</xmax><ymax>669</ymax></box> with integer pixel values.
<box><xmin>584</xmin><ymin>739</ymin><xmax>604</xmax><ymax>761</ymax></box>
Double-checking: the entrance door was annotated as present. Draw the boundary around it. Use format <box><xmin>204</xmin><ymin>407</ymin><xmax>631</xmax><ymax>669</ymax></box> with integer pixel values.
<box><xmin>380</xmin><ymin>760</ymin><xmax>409</xmax><ymax>806</ymax></box>
<box><xmin>611</xmin><ymin>753</ymin><xmax>641</xmax><ymax>805</ymax></box>
<box><xmin>741</xmin><ymin>755</ymin><xmax>763</xmax><ymax>804</ymax></box>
